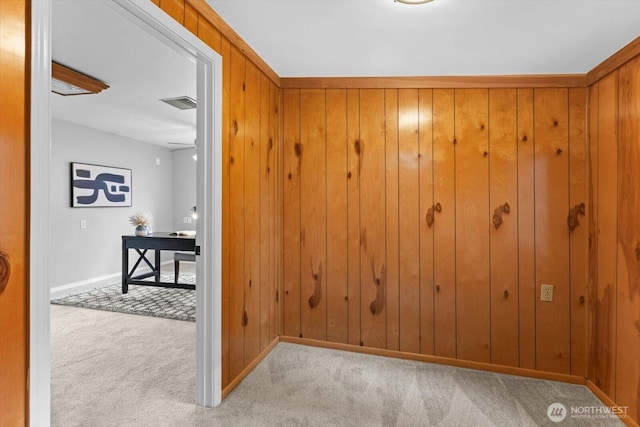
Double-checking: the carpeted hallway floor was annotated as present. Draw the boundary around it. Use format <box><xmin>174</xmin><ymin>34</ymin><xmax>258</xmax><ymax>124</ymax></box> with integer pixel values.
<box><xmin>51</xmin><ymin>305</ymin><xmax>622</xmax><ymax>426</ymax></box>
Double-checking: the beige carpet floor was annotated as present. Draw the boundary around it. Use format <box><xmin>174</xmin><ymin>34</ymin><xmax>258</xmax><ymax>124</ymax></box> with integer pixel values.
<box><xmin>51</xmin><ymin>305</ymin><xmax>623</xmax><ymax>426</ymax></box>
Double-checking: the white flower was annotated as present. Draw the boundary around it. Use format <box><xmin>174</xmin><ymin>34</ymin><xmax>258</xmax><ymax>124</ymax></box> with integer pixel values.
<box><xmin>129</xmin><ymin>212</ymin><xmax>152</xmax><ymax>227</ymax></box>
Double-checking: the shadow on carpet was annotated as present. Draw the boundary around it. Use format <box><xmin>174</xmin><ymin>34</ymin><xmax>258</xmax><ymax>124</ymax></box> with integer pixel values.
<box><xmin>51</xmin><ymin>273</ymin><xmax>195</xmax><ymax>322</ymax></box>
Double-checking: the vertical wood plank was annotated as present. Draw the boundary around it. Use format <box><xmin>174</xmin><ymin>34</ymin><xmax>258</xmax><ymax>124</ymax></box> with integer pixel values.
<box><xmin>534</xmin><ymin>88</ymin><xmax>571</xmax><ymax>374</ymax></box>
<box><xmin>359</xmin><ymin>89</ymin><xmax>387</xmax><ymax>349</ymax></box>
<box><xmin>433</xmin><ymin>89</ymin><xmax>457</xmax><ymax>358</ymax></box>
<box><xmin>197</xmin><ymin>17</ymin><xmax>221</xmax><ymax>55</ymax></box>
<box><xmin>326</xmin><ymin>89</ymin><xmax>349</xmax><ymax>344</ymax></box>
<box><xmin>455</xmin><ymin>88</ymin><xmax>491</xmax><ymax>363</ymax></box>
<box><xmin>517</xmin><ymin>88</ymin><xmax>536</xmax><ymax>369</ymax></box>
<box><xmin>259</xmin><ymin>73</ymin><xmax>271</xmax><ymax>351</ymax></box>
<box><xmin>596</xmin><ymin>71</ymin><xmax>618</xmax><ymax>396</ymax></box>
<box><xmin>283</xmin><ymin>89</ymin><xmax>301</xmax><ymax>338</ymax></box>
<box><xmin>419</xmin><ymin>89</ymin><xmax>435</xmax><ymax>355</ymax></box>
<box><xmin>299</xmin><ymin>89</ymin><xmax>328</xmax><ymax>341</ymax></box>
<box><xmin>269</xmin><ymin>81</ymin><xmax>278</xmax><ymax>343</ymax></box>
<box><xmin>159</xmin><ymin>0</ymin><xmax>185</xmax><ymax>25</ymax></box>
<box><xmin>489</xmin><ymin>89</ymin><xmax>519</xmax><ymax>367</ymax></box>
<box><xmin>347</xmin><ymin>89</ymin><xmax>361</xmax><ymax>346</ymax></box>
<box><xmin>277</xmin><ymin>88</ymin><xmax>285</xmax><ymax>338</ymax></box>
<box><xmin>587</xmin><ymin>82</ymin><xmax>599</xmax><ymax>381</ymax></box>
<box><xmin>0</xmin><ymin>0</ymin><xmax>28</xmax><ymax>422</ymax></box>
<box><xmin>616</xmin><ymin>56</ymin><xmax>640</xmax><ymax>421</ymax></box>
<box><xmin>568</xmin><ymin>87</ymin><xmax>588</xmax><ymax>377</ymax></box>
<box><xmin>243</xmin><ymin>60</ymin><xmax>261</xmax><ymax>365</ymax></box>
<box><xmin>385</xmin><ymin>89</ymin><xmax>400</xmax><ymax>351</ymax></box>
<box><xmin>220</xmin><ymin>36</ymin><xmax>231</xmax><ymax>388</ymax></box>
<box><xmin>183</xmin><ymin>3</ymin><xmax>197</xmax><ymax>35</ymax></box>
<box><xmin>228</xmin><ymin>46</ymin><xmax>246</xmax><ymax>379</ymax></box>
<box><xmin>398</xmin><ymin>89</ymin><xmax>421</xmax><ymax>354</ymax></box>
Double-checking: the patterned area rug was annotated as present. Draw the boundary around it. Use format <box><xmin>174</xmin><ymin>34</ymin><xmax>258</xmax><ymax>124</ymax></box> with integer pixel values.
<box><xmin>51</xmin><ymin>273</ymin><xmax>196</xmax><ymax>322</ymax></box>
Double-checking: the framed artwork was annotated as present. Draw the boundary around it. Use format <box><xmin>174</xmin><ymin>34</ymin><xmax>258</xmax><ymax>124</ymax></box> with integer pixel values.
<box><xmin>70</xmin><ymin>162</ymin><xmax>132</xmax><ymax>207</ymax></box>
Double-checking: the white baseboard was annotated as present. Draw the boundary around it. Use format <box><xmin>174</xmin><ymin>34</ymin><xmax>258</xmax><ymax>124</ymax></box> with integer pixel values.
<box><xmin>50</xmin><ymin>261</ymin><xmax>173</xmax><ymax>300</ymax></box>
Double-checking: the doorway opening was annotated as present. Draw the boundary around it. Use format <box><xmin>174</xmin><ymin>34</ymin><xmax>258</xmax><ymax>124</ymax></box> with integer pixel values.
<box><xmin>30</xmin><ymin>1</ymin><xmax>223</xmax><ymax>423</ymax></box>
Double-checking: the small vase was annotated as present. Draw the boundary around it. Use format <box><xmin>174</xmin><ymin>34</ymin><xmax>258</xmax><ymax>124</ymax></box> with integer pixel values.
<box><xmin>135</xmin><ymin>225</ymin><xmax>149</xmax><ymax>236</ymax></box>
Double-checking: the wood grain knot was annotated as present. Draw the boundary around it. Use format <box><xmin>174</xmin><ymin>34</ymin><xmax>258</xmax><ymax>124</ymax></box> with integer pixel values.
<box><xmin>635</xmin><ymin>243</ymin><xmax>640</xmax><ymax>261</ymax></box>
<box><xmin>522</xmin><ymin>135</ymin><xmax>528</xmax><ymax>142</ymax></box>
<box><xmin>285</xmin><ymin>290</ymin><xmax>289</xmax><ymax>295</ymax></box>
<box><xmin>493</xmin><ymin>202</ymin><xmax>510</xmax><ymax>229</ymax></box>
<box><xmin>233</xmin><ymin>120</ymin><xmax>239</xmax><ymax>136</ymax></box>
<box><xmin>504</xmin><ymin>290</ymin><xmax>509</xmax><ymax>298</ymax></box>
<box><xmin>556</xmin><ymin>148</ymin><xmax>563</xmax><ymax>155</ymax></box>
<box><xmin>249</xmin><ymin>280</ymin><xmax>252</xmax><ymax>287</ymax></box>
<box><xmin>369</xmin><ymin>263</ymin><xmax>386</xmax><ymax>315</ymax></box>
<box><xmin>308</xmin><ymin>262</ymin><xmax>323</xmax><ymax>309</ymax></box>
<box><xmin>453</xmin><ymin>139</ymin><xmax>457</xmax><ymax>145</ymax></box>
<box><xmin>436</xmin><ymin>284</ymin><xmax>441</xmax><ymax>292</ymax></box>
<box><xmin>242</xmin><ymin>310</ymin><xmax>248</xmax><ymax>326</ymax></box>
<box><xmin>242</xmin><ymin>83</ymin><xmax>246</xmax><ymax>92</ymax></box>
<box><xmin>0</xmin><ymin>252</ymin><xmax>10</xmax><ymax>295</ymax></box>
<box><xmin>294</xmin><ymin>142</ymin><xmax>303</xmax><ymax>157</ymax></box>
<box><xmin>288</xmin><ymin>173</ymin><xmax>292</xmax><ymax>180</ymax></box>
<box><xmin>426</xmin><ymin>202</ymin><xmax>442</xmax><ymax>228</ymax></box>
<box><xmin>579</xmin><ymin>295</ymin><xmax>585</xmax><ymax>304</ymax></box>
<box><xmin>567</xmin><ymin>202</ymin><xmax>586</xmax><ymax>232</ymax></box>
<box><xmin>230</xmin><ymin>156</ymin><xmax>235</xmax><ymax>164</ymax></box>
<box><xmin>344</xmin><ymin>296</ymin><xmax>348</xmax><ymax>301</ymax></box>
<box><xmin>354</xmin><ymin>139</ymin><xmax>362</xmax><ymax>155</ymax></box>
<box><xmin>347</xmin><ymin>171</ymin><xmax>352</xmax><ymax>179</ymax></box>
<box><xmin>553</xmin><ymin>120</ymin><xmax>558</xmax><ymax>126</ymax></box>
<box><xmin>483</xmin><ymin>151</ymin><xmax>488</xmax><ymax>157</ymax></box>
<box><xmin>268</xmin><ymin>138</ymin><xmax>273</xmax><ymax>150</ymax></box>
<box><xmin>480</xmin><ymin>124</ymin><xmax>485</xmax><ymax>130</ymax></box>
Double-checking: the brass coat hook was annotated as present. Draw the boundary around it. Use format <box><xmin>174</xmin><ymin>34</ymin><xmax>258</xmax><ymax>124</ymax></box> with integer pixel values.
<box><xmin>567</xmin><ymin>203</ymin><xmax>585</xmax><ymax>232</ymax></box>
<box><xmin>493</xmin><ymin>203</ymin><xmax>511</xmax><ymax>229</ymax></box>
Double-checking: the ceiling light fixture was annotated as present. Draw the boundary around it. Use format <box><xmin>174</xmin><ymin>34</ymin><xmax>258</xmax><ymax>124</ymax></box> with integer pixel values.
<box><xmin>51</xmin><ymin>61</ymin><xmax>109</xmax><ymax>96</ymax></box>
<box><xmin>394</xmin><ymin>0</ymin><xmax>434</xmax><ymax>4</ymax></box>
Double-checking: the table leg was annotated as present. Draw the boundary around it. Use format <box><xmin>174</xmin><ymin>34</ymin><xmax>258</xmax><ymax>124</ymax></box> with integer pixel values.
<box><xmin>155</xmin><ymin>249</ymin><xmax>161</xmax><ymax>282</ymax></box>
<box><xmin>122</xmin><ymin>239</ymin><xmax>129</xmax><ymax>294</ymax></box>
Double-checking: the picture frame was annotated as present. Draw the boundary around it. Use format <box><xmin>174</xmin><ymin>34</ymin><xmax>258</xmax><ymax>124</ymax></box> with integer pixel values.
<box><xmin>70</xmin><ymin>162</ymin><xmax>132</xmax><ymax>207</ymax></box>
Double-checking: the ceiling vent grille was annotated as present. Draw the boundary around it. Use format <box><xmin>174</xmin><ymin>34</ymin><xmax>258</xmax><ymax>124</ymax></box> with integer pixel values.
<box><xmin>160</xmin><ymin>96</ymin><xmax>197</xmax><ymax>110</ymax></box>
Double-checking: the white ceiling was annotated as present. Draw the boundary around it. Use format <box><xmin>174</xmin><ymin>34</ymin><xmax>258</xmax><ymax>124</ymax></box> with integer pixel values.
<box><xmin>51</xmin><ymin>0</ymin><xmax>639</xmax><ymax>148</ymax></box>
<box><xmin>52</xmin><ymin>0</ymin><xmax>196</xmax><ymax>149</ymax></box>
<box><xmin>206</xmin><ymin>0</ymin><xmax>640</xmax><ymax>77</ymax></box>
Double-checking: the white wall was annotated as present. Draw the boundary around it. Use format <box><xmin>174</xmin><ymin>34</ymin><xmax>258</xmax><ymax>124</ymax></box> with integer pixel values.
<box><xmin>171</xmin><ymin>147</ymin><xmax>197</xmax><ymax>231</ymax></box>
<box><xmin>51</xmin><ymin>119</ymin><xmax>174</xmax><ymax>289</ymax></box>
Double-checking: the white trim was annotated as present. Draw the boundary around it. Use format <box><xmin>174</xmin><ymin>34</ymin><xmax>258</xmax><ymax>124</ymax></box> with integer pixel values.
<box><xmin>49</xmin><ymin>260</ymin><xmax>174</xmax><ymax>300</ymax></box>
<box><xmin>50</xmin><ymin>272</ymin><xmax>120</xmax><ymax>300</ymax></box>
<box><xmin>30</xmin><ymin>0</ymin><xmax>52</xmax><ymax>424</ymax></box>
<box><xmin>101</xmin><ymin>0</ymin><xmax>223</xmax><ymax>407</ymax></box>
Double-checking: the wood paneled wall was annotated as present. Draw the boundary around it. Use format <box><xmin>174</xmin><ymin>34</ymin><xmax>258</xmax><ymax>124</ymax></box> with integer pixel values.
<box><xmin>153</xmin><ymin>0</ymin><xmax>282</xmax><ymax>390</ymax></box>
<box><xmin>0</xmin><ymin>0</ymin><xmax>29</xmax><ymax>424</ymax></box>
<box><xmin>589</xmin><ymin>54</ymin><xmax>640</xmax><ymax>422</ymax></box>
<box><xmin>282</xmin><ymin>87</ymin><xmax>589</xmax><ymax>375</ymax></box>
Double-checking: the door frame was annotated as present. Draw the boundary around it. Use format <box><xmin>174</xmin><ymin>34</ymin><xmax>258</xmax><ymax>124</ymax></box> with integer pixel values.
<box><xmin>30</xmin><ymin>1</ymin><xmax>223</xmax><ymax>423</ymax></box>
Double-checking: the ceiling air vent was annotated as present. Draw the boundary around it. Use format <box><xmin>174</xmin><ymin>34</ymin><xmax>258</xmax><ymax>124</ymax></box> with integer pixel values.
<box><xmin>160</xmin><ymin>96</ymin><xmax>196</xmax><ymax>110</ymax></box>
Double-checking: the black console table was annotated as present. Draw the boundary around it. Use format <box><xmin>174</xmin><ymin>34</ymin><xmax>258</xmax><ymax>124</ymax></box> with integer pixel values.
<box><xmin>121</xmin><ymin>232</ymin><xmax>196</xmax><ymax>293</ymax></box>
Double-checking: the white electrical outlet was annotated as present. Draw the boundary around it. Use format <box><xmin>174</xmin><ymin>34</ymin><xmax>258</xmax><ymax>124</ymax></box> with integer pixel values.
<box><xmin>541</xmin><ymin>284</ymin><xmax>554</xmax><ymax>302</ymax></box>
<box><xmin>183</xmin><ymin>217</ymin><xmax>189</xmax><ymax>224</ymax></box>
<box><xmin>80</xmin><ymin>220</ymin><xmax>87</xmax><ymax>229</ymax></box>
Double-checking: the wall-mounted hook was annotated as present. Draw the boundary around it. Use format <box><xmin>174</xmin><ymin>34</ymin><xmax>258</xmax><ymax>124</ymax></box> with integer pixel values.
<box><xmin>567</xmin><ymin>203</ymin><xmax>585</xmax><ymax>232</ymax></box>
<box><xmin>492</xmin><ymin>203</ymin><xmax>511</xmax><ymax>229</ymax></box>
<box><xmin>426</xmin><ymin>202</ymin><xmax>442</xmax><ymax>228</ymax></box>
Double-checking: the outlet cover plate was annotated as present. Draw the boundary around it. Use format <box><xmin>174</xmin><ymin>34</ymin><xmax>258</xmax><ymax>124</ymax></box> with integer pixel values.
<box><xmin>541</xmin><ymin>284</ymin><xmax>554</xmax><ymax>302</ymax></box>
